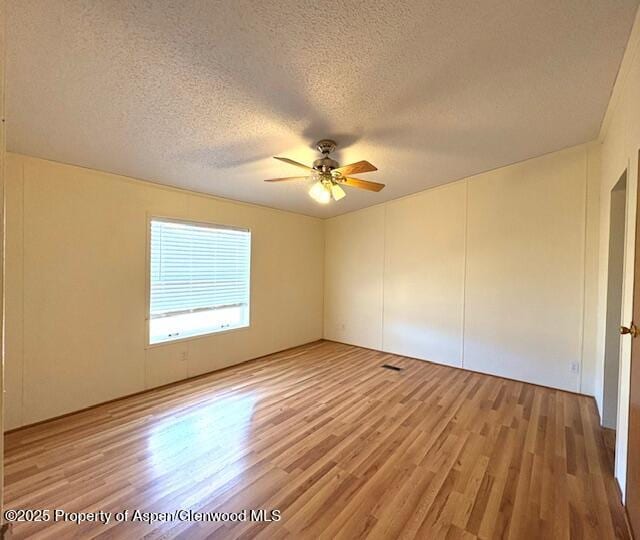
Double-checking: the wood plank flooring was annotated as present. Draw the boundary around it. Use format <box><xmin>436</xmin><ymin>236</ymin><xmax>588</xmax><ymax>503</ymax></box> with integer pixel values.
<box><xmin>4</xmin><ymin>341</ymin><xmax>630</xmax><ymax>539</ymax></box>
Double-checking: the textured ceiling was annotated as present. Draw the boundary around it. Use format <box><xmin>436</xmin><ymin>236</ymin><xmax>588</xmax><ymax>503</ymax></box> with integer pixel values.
<box><xmin>7</xmin><ymin>1</ymin><xmax>639</xmax><ymax>218</ymax></box>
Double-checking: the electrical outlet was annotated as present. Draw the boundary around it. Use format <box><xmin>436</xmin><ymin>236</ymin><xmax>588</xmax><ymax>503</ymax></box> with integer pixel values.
<box><xmin>180</xmin><ymin>351</ymin><xmax>188</xmax><ymax>362</ymax></box>
<box><xmin>570</xmin><ymin>362</ymin><xmax>580</xmax><ymax>374</ymax></box>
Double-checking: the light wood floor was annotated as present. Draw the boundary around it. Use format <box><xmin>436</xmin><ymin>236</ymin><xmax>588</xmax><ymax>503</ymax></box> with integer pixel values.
<box><xmin>4</xmin><ymin>341</ymin><xmax>630</xmax><ymax>539</ymax></box>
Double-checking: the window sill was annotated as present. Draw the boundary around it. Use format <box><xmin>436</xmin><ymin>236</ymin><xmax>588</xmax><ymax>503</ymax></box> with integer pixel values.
<box><xmin>145</xmin><ymin>323</ymin><xmax>250</xmax><ymax>349</ymax></box>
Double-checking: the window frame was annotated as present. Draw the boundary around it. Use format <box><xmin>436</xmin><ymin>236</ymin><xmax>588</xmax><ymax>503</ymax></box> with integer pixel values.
<box><xmin>145</xmin><ymin>214</ymin><xmax>252</xmax><ymax>348</ymax></box>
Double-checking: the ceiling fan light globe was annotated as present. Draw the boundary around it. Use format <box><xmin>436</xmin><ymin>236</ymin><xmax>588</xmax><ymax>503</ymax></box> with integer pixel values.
<box><xmin>330</xmin><ymin>183</ymin><xmax>346</xmax><ymax>201</ymax></box>
<box><xmin>309</xmin><ymin>181</ymin><xmax>331</xmax><ymax>204</ymax></box>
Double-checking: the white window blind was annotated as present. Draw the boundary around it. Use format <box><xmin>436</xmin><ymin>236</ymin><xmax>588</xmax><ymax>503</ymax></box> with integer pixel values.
<box><xmin>149</xmin><ymin>219</ymin><xmax>251</xmax><ymax>343</ymax></box>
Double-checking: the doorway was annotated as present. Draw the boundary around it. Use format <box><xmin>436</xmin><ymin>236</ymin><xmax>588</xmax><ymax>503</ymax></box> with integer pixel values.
<box><xmin>603</xmin><ymin>171</ymin><xmax>627</xmax><ymax>446</ymax></box>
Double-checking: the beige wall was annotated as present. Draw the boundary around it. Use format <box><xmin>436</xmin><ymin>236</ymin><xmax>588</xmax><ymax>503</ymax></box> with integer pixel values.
<box><xmin>324</xmin><ymin>206</ymin><xmax>384</xmax><ymax>350</ymax></box>
<box><xmin>464</xmin><ymin>147</ymin><xmax>590</xmax><ymax>390</ymax></box>
<box><xmin>5</xmin><ymin>153</ymin><xmax>324</xmax><ymax>428</ymax></box>
<box><xmin>383</xmin><ymin>181</ymin><xmax>466</xmax><ymax>367</ymax></box>
<box><xmin>596</xmin><ymin>5</ymin><xmax>640</xmax><ymax>498</ymax></box>
<box><xmin>325</xmin><ymin>143</ymin><xmax>600</xmax><ymax>394</ymax></box>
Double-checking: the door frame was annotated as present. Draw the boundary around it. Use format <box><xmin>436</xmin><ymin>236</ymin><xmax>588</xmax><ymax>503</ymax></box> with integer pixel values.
<box><xmin>622</xmin><ymin>150</ymin><xmax>640</xmax><ymax>536</ymax></box>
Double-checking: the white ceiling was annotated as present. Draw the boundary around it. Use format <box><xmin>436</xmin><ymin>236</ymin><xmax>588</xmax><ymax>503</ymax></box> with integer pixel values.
<box><xmin>7</xmin><ymin>1</ymin><xmax>639</xmax><ymax>218</ymax></box>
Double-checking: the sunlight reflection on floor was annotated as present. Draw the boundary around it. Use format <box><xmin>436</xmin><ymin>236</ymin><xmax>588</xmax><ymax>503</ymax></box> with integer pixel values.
<box><xmin>146</xmin><ymin>392</ymin><xmax>259</xmax><ymax>504</ymax></box>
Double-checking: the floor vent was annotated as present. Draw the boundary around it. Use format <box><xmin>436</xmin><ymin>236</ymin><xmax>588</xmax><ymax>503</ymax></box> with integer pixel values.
<box><xmin>382</xmin><ymin>364</ymin><xmax>403</xmax><ymax>371</ymax></box>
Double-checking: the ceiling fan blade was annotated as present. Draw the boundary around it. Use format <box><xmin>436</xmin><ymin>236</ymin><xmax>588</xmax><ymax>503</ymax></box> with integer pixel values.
<box><xmin>264</xmin><ymin>176</ymin><xmax>308</xmax><ymax>182</ymax></box>
<box><xmin>334</xmin><ymin>160</ymin><xmax>377</xmax><ymax>176</ymax></box>
<box><xmin>342</xmin><ymin>177</ymin><xmax>385</xmax><ymax>192</ymax></box>
<box><xmin>273</xmin><ymin>156</ymin><xmax>313</xmax><ymax>171</ymax></box>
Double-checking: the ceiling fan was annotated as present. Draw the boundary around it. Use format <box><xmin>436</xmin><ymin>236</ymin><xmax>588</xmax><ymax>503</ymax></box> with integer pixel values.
<box><xmin>264</xmin><ymin>139</ymin><xmax>385</xmax><ymax>204</ymax></box>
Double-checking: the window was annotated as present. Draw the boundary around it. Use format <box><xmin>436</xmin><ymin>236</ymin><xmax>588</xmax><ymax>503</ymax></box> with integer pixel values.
<box><xmin>149</xmin><ymin>218</ymin><xmax>251</xmax><ymax>344</ymax></box>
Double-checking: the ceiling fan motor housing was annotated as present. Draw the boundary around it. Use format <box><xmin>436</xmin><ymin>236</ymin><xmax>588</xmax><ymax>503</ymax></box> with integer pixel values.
<box><xmin>313</xmin><ymin>156</ymin><xmax>339</xmax><ymax>172</ymax></box>
<box><xmin>313</xmin><ymin>139</ymin><xmax>339</xmax><ymax>172</ymax></box>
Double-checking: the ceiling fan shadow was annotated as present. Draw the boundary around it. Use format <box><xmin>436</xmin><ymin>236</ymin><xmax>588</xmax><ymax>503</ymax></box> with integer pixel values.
<box><xmin>174</xmin><ymin>140</ymin><xmax>278</xmax><ymax>169</ymax></box>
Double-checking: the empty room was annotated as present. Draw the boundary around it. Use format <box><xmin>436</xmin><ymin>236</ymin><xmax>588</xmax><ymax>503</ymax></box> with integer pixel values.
<box><xmin>3</xmin><ymin>0</ymin><xmax>640</xmax><ymax>538</ymax></box>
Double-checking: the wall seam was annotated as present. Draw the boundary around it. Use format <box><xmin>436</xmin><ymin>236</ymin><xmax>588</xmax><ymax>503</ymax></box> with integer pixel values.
<box><xmin>321</xmin><ymin>219</ymin><xmax>326</xmax><ymax>340</ymax></box>
<box><xmin>19</xmin><ymin>159</ymin><xmax>24</xmax><ymax>426</ymax></box>
<box><xmin>381</xmin><ymin>203</ymin><xmax>387</xmax><ymax>352</ymax></box>
<box><xmin>461</xmin><ymin>180</ymin><xmax>469</xmax><ymax>369</ymax></box>
<box><xmin>579</xmin><ymin>146</ymin><xmax>589</xmax><ymax>394</ymax></box>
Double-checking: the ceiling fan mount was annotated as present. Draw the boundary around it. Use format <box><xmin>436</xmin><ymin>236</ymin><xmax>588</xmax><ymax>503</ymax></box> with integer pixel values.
<box><xmin>315</xmin><ymin>139</ymin><xmax>337</xmax><ymax>155</ymax></box>
<box><xmin>264</xmin><ymin>139</ymin><xmax>385</xmax><ymax>204</ymax></box>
